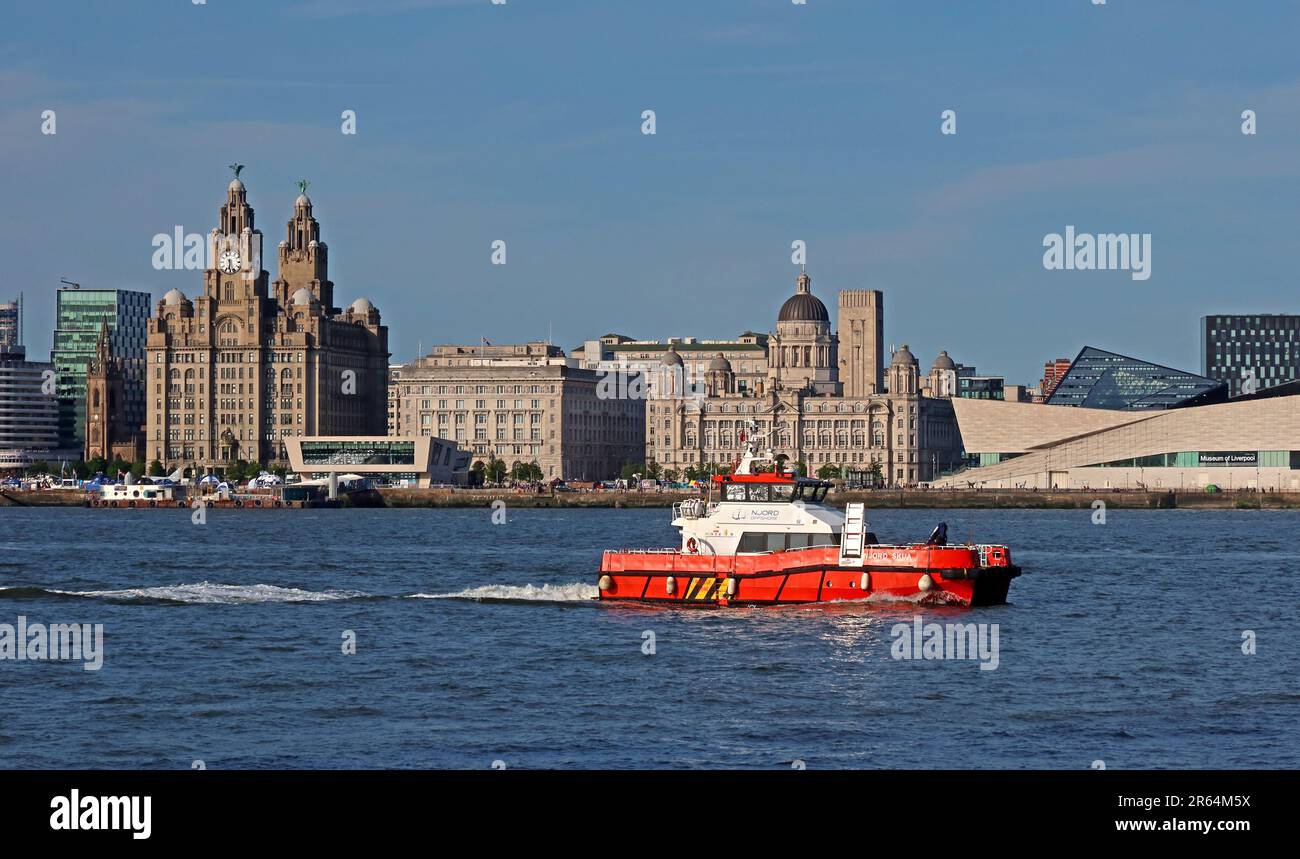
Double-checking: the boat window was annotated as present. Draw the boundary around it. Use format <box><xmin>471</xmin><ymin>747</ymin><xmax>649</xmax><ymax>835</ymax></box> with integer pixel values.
<box><xmin>771</xmin><ymin>485</ymin><xmax>793</xmax><ymax>501</ymax></box>
<box><xmin>796</xmin><ymin>484</ymin><xmax>829</xmax><ymax>503</ymax></box>
<box><xmin>787</xmin><ymin>533</ymin><xmax>812</xmax><ymax>549</ymax></box>
<box><xmin>737</xmin><ymin>533</ymin><xmax>767</xmax><ymax>553</ymax></box>
<box><xmin>766</xmin><ymin>532</ymin><xmax>786</xmax><ymax>552</ymax></box>
<box><xmin>748</xmin><ymin>485</ymin><xmax>769</xmax><ymax>502</ymax></box>
<box><xmin>724</xmin><ymin>483</ymin><xmax>746</xmax><ymax>502</ymax></box>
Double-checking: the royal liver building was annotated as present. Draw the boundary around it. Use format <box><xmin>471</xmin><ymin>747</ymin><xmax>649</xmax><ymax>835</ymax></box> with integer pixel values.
<box><xmin>145</xmin><ymin>171</ymin><xmax>389</xmax><ymax>469</ymax></box>
<box><xmin>641</xmin><ymin>272</ymin><xmax>962</xmax><ymax>485</ymax></box>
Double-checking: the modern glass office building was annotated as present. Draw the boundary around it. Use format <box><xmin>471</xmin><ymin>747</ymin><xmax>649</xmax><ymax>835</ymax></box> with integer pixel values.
<box><xmin>1046</xmin><ymin>347</ymin><xmax>1226</xmax><ymax>410</ymax></box>
<box><xmin>1201</xmin><ymin>314</ymin><xmax>1300</xmax><ymax>397</ymax></box>
<box><xmin>957</xmin><ymin>374</ymin><xmax>1005</xmax><ymax>400</ymax></box>
<box><xmin>0</xmin><ymin>344</ymin><xmax>64</xmax><ymax>469</ymax></box>
<box><xmin>0</xmin><ymin>296</ymin><xmax>19</xmax><ymax>349</ymax></box>
<box><xmin>51</xmin><ymin>287</ymin><xmax>151</xmax><ymax>451</ymax></box>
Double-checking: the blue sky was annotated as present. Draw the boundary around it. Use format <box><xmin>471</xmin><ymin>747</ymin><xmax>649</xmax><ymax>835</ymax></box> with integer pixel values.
<box><xmin>4</xmin><ymin>0</ymin><xmax>1299</xmax><ymax>384</ymax></box>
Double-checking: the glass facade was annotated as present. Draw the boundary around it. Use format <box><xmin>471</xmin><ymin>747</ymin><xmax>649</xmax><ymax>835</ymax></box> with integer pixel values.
<box><xmin>300</xmin><ymin>440</ymin><xmax>416</xmax><ymax>466</ymax></box>
<box><xmin>965</xmin><ymin>452</ymin><xmax>1023</xmax><ymax>468</ymax></box>
<box><xmin>1046</xmin><ymin>347</ymin><xmax>1226</xmax><ymax>410</ymax></box>
<box><xmin>51</xmin><ymin>288</ymin><xmax>151</xmax><ymax>450</ymax></box>
<box><xmin>957</xmin><ymin>375</ymin><xmax>1004</xmax><ymax>400</ymax></box>
<box><xmin>1084</xmin><ymin>451</ymin><xmax>1299</xmax><ymax>468</ymax></box>
<box><xmin>0</xmin><ymin>297</ymin><xmax>18</xmax><ymax>349</ymax></box>
<box><xmin>1201</xmin><ymin>314</ymin><xmax>1300</xmax><ymax>397</ymax></box>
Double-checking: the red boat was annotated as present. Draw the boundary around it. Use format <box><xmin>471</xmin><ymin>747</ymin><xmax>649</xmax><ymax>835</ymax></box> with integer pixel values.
<box><xmin>597</xmin><ymin>425</ymin><xmax>1021</xmax><ymax>608</ymax></box>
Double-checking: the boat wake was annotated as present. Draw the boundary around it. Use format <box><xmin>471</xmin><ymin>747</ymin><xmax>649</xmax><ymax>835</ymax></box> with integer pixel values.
<box><xmin>860</xmin><ymin>589</ymin><xmax>969</xmax><ymax>607</ymax></box>
<box><xmin>410</xmin><ymin>582</ymin><xmax>599</xmax><ymax>604</ymax></box>
<box><xmin>0</xmin><ymin>582</ymin><xmax>371</xmax><ymax>605</ymax></box>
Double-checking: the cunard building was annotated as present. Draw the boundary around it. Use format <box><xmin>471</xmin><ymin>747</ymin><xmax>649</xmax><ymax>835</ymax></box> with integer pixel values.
<box><xmin>145</xmin><ymin>172</ymin><xmax>389</xmax><ymax>469</ymax></box>
<box><xmin>637</xmin><ymin>272</ymin><xmax>963</xmax><ymax>486</ymax></box>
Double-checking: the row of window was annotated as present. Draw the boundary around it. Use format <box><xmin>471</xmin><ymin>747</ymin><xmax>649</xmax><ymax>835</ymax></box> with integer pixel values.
<box><xmin>402</xmin><ymin>384</ymin><xmax>556</xmax><ymax>395</ymax></box>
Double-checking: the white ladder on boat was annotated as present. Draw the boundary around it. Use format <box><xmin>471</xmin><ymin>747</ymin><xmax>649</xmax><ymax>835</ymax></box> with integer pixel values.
<box><xmin>839</xmin><ymin>502</ymin><xmax>867</xmax><ymax>567</ymax></box>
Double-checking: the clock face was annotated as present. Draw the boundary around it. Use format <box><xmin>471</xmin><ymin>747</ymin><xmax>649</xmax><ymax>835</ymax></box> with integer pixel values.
<box><xmin>218</xmin><ymin>250</ymin><xmax>242</xmax><ymax>274</ymax></box>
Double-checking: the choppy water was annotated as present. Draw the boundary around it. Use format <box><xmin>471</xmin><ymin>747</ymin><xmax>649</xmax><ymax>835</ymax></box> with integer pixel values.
<box><xmin>0</xmin><ymin>506</ymin><xmax>1296</xmax><ymax>769</ymax></box>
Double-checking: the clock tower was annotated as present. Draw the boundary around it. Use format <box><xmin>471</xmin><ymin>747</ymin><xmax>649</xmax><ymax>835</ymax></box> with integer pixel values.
<box><xmin>202</xmin><ymin>173</ymin><xmax>269</xmax><ymax>305</ymax></box>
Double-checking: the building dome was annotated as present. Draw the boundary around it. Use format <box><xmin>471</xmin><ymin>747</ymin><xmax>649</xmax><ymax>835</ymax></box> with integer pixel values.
<box><xmin>661</xmin><ymin>346</ymin><xmax>683</xmax><ymax>366</ymax></box>
<box><xmin>707</xmin><ymin>352</ymin><xmax>732</xmax><ymax>372</ymax></box>
<box><xmin>228</xmin><ymin>178</ymin><xmax>244</xmax><ymax>193</ymax></box>
<box><xmin>777</xmin><ymin>271</ymin><xmax>829</xmax><ymax>323</ymax></box>
<box><xmin>932</xmin><ymin>350</ymin><xmax>955</xmax><ymax>371</ymax></box>
<box><xmin>350</xmin><ymin>297</ymin><xmax>374</xmax><ymax>314</ymax></box>
<box><xmin>892</xmin><ymin>344</ymin><xmax>918</xmax><ymax>366</ymax></box>
<box><xmin>291</xmin><ymin>287</ymin><xmax>314</xmax><ymax>305</ymax></box>
<box><xmin>162</xmin><ymin>288</ymin><xmax>186</xmax><ymax>306</ymax></box>
<box><xmin>295</xmin><ymin>193</ymin><xmax>311</xmax><ymax>208</ymax></box>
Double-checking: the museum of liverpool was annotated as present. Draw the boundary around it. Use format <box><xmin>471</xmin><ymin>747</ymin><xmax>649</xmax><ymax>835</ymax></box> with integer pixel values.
<box><xmin>932</xmin><ymin>347</ymin><xmax>1300</xmax><ymax>492</ymax></box>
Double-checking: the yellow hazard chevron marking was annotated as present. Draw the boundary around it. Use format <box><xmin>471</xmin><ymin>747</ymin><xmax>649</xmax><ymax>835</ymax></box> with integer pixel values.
<box><xmin>682</xmin><ymin>577</ymin><xmax>722</xmax><ymax>601</ymax></box>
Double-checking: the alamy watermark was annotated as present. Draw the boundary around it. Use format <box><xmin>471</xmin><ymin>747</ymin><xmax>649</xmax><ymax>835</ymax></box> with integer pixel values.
<box><xmin>1043</xmin><ymin>226</ymin><xmax>1151</xmax><ymax>281</ymax></box>
<box><xmin>596</xmin><ymin>359</ymin><xmax>706</xmax><ymax>402</ymax></box>
<box><xmin>0</xmin><ymin>616</ymin><xmax>104</xmax><ymax>671</ymax></box>
<box><xmin>890</xmin><ymin>616</ymin><xmax>999</xmax><ymax>671</ymax></box>
<box><xmin>152</xmin><ymin>227</ymin><xmax>262</xmax><ymax>273</ymax></box>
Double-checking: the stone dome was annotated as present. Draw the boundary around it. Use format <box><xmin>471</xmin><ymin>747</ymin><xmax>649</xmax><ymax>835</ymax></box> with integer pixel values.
<box><xmin>162</xmin><ymin>288</ymin><xmax>186</xmax><ymax>306</ymax></box>
<box><xmin>661</xmin><ymin>346</ymin><xmax>683</xmax><ymax>366</ymax></box>
<box><xmin>350</xmin><ymin>297</ymin><xmax>374</xmax><ymax>314</ymax></box>
<box><xmin>892</xmin><ymin>344</ymin><xmax>918</xmax><ymax>366</ymax></box>
<box><xmin>291</xmin><ymin>287</ymin><xmax>314</xmax><ymax>305</ymax></box>
<box><xmin>707</xmin><ymin>352</ymin><xmax>732</xmax><ymax>372</ymax></box>
<box><xmin>295</xmin><ymin>193</ymin><xmax>311</xmax><ymax>208</ymax></box>
<box><xmin>777</xmin><ymin>271</ymin><xmax>829</xmax><ymax>323</ymax></box>
<box><xmin>932</xmin><ymin>350</ymin><xmax>955</xmax><ymax>371</ymax></box>
<box><xmin>228</xmin><ymin>178</ymin><xmax>244</xmax><ymax>193</ymax></box>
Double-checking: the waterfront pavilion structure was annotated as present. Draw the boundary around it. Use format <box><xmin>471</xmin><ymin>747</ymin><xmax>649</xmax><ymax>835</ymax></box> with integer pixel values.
<box><xmin>283</xmin><ymin>435</ymin><xmax>469</xmax><ymax>487</ymax></box>
<box><xmin>931</xmin><ymin>389</ymin><xmax>1300</xmax><ymax>491</ymax></box>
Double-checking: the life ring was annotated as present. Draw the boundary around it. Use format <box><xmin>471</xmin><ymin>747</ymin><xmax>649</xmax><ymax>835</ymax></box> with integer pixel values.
<box><xmin>128</xmin><ymin>500</ymin><xmax>137</xmax><ymax>509</ymax></box>
<box><xmin>235</xmin><ymin>499</ymin><xmax>243</xmax><ymax>508</ymax></box>
<box><xmin>176</xmin><ymin>501</ymin><xmax>186</xmax><ymax>508</ymax></box>
<box><xmin>148</xmin><ymin>500</ymin><xmax>157</xmax><ymax>508</ymax></box>
<box><xmin>686</xmin><ymin>537</ymin><xmax>699</xmax><ymax>554</ymax></box>
<box><xmin>274</xmin><ymin>500</ymin><xmax>282</xmax><ymax>508</ymax></box>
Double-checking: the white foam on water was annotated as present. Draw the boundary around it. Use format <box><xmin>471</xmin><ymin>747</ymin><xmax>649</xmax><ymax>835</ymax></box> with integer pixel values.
<box><xmin>860</xmin><ymin>589</ymin><xmax>968</xmax><ymax>606</ymax></box>
<box><xmin>410</xmin><ymin>582</ymin><xmax>598</xmax><ymax>603</ymax></box>
<box><xmin>55</xmin><ymin>582</ymin><xmax>369</xmax><ymax>604</ymax></box>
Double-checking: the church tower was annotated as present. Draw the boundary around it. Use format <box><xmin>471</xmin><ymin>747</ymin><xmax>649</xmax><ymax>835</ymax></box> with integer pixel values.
<box><xmin>84</xmin><ymin>321</ymin><xmax>137</xmax><ymax>463</ymax></box>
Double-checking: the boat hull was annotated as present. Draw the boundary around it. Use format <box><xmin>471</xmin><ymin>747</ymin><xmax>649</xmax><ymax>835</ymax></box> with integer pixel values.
<box><xmin>598</xmin><ymin>546</ymin><xmax>1019</xmax><ymax>608</ymax></box>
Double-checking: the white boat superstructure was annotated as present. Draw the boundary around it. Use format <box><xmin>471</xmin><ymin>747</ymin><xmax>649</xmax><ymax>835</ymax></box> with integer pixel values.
<box><xmin>671</xmin><ymin>421</ymin><xmax>846</xmax><ymax>556</ymax></box>
<box><xmin>98</xmin><ymin>481</ymin><xmax>187</xmax><ymax>505</ymax></box>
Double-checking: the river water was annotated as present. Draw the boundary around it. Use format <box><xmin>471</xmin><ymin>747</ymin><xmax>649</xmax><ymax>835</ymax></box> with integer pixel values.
<box><xmin>1</xmin><ymin>506</ymin><xmax>1296</xmax><ymax>769</ymax></box>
